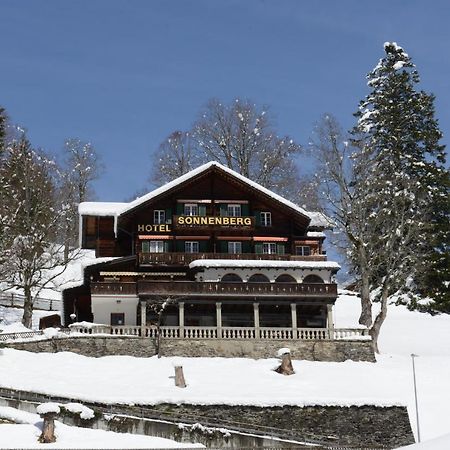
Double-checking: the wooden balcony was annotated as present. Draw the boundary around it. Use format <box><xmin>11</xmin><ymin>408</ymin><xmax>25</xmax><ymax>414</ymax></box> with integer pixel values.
<box><xmin>91</xmin><ymin>281</ymin><xmax>338</xmax><ymax>298</ymax></box>
<box><xmin>139</xmin><ymin>252</ymin><xmax>327</xmax><ymax>266</ymax></box>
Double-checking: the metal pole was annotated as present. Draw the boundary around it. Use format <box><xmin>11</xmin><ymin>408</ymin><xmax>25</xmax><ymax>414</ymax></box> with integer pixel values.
<box><xmin>411</xmin><ymin>353</ymin><xmax>421</xmax><ymax>443</ymax></box>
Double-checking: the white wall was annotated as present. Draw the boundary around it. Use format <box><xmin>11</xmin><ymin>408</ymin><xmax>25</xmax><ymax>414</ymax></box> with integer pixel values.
<box><xmin>91</xmin><ymin>295</ymin><xmax>139</xmax><ymax>325</ymax></box>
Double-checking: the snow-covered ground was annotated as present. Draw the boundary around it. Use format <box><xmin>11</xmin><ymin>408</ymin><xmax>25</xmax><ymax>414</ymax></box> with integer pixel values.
<box><xmin>0</xmin><ymin>406</ymin><xmax>202</xmax><ymax>449</ymax></box>
<box><xmin>0</xmin><ymin>306</ymin><xmax>55</xmax><ymax>333</ymax></box>
<box><xmin>0</xmin><ymin>291</ymin><xmax>449</xmax><ymax>448</ymax></box>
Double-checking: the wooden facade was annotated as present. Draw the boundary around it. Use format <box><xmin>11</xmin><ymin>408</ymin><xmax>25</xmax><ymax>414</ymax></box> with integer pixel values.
<box><xmin>63</xmin><ymin>162</ymin><xmax>345</xmax><ymax>340</ymax></box>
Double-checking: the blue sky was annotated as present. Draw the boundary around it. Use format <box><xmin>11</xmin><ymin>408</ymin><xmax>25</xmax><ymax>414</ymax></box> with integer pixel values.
<box><xmin>1</xmin><ymin>0</ymin><xmax>449</xmax><ymax>201</ymax></box>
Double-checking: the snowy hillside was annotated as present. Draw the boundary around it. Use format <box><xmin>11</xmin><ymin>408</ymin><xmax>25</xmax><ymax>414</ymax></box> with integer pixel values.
<box><xmin>1</xmin><ymin>291</ymin><xmax>449</xmax><ymax>448</ymax></box>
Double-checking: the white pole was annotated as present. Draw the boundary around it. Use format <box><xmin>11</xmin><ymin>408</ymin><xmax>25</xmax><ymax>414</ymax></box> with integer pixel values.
<box><xmin>411</xmin><ymin>353</ymin><xmax>421</xmax><ymax>443</ymax></box>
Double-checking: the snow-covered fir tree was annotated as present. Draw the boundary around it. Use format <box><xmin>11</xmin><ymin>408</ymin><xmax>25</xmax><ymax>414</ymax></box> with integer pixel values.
<box><xmin>0</xmin><ymin>137</ymin><xmax>74</xmax><ymax>328</ymax></box>
<box><xmin>350</xmin><ymin>42</ymin><xmax>447</xmax><ymax>351</ymax></box>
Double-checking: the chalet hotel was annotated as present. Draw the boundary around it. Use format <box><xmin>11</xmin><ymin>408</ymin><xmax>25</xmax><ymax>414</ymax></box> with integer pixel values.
<box><xmin>63</xmin><ymin>161</ymin><xmax>341</xmax><ymax>340</ymax></box>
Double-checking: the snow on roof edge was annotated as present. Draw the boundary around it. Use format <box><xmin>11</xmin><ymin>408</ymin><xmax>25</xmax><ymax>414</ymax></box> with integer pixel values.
<box><xmin>189</xmin><ymin>259</ymin><xmax>340</xmax><ymax>270</ymax></box>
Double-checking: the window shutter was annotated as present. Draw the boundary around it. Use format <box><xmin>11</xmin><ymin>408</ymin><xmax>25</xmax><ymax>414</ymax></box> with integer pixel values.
<box><xmin>220</xmin><ymin>241</ymin><xmax>228</xmax><ymax>253</ymax></box>
<box><xmin>242</xmin><ymin>241</ymin><xmax>251</xmax><ymax>254</ymax></box>
<box><xmin>241</xmin><ymin>204</ymin><xmax>249</xmax><ymax>216</ymax></box>
<box><xmin>176</xmin><ymin>240</ymin><xmax>184</xmax><ymax>252</ymax></box>
<box><xmin>220</xmin><ymin>204</ymin><xmax>228</xmax><ymax>217</ymax></box>
<box><xmin>199</xmin><ymin>240</ymin><xmax>208</xmax><ymax>252</ymax></box>
<box><xmin>255</xmin><ymin>243</ymin><xmax>263</xmax><ymax>254</ymax></box>
<box><xmin>254</xmin><ymin>211</ymin><xmax>261</xmax><ymax>226</ymax></box>
<box><xmin>176</xmin><ymin>203</ymin><xmax>183</xmax><ymax>215</ymax></box>
<box><xmin>164</xmin><ymin>241</ymin><xmax>170</xmax><ymax>253</ymax></box>
<box><xmin>277</xmin><ymin>244</ymin><xmax>285</xmax><ymax>255</ymax></box>
<box><xmin>198</xmin><ymin>205</ymin><xmax>207</xmax><ymax>216</ymax></box>
<box><xmin>165</xmin><ymin>208</ymin><xmax>172</xmax><ymax>223</ymax></box>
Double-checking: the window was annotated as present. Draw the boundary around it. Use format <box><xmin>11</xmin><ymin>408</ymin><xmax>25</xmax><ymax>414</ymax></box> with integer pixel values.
<box><xmin>221</xmin><ymin>273</ymin><xmax>243</xmax><ymax>283</ymax></box>
<box><xmin>142</xmin><ymin>241</ymin><xmax>164</xmax><ymax>253</ymax></box>
<box><xmin>185</xmin><ymin>241</ymin><xmax>199</xmax><ymax>253</ymax></box>
<box><xmin>248</xmin><ymin>273</ymin><xmax>270</xmax><ymax>283</ymax></box>
<box><xmin>227</xmin><ymin>204</ymin><xmax>241</xmax><ymax>217</ymax></box>
<box><xmin>296</xmin><ymin>245</ymin><xmax>311</xmax><ymax>256</ymax></box>
<box><xmin>260</xmin><ymin>211</ymin><xmax>272</xmax><ymax>227</ymax></box>
<box><xmin>184</xmin><ymin>204</ymin><xmax>198</xmax><ymax>216</ymax></box>
<box><xmin>262</xmin><ymin>243</ymin><xmax>277</xmax><ymax>254</ymax></box>
<box><xmin>303</xmin><ymin>274</ymin><xmax>324</xmax><ymax>284</ymax></box>
<box><xmin>154</xmin><ymin>210</ymin><xmax>165</xmax><ymax>224</ymax></box>
<box><xmin>228</xmin><ymin>241</ymin><xmax>242</xmax><ymax>254</ymax></box>
<box><xmin>111</xmin><ymin>313</ymin><xmax>125</xmax><ymax>326</ymax></box>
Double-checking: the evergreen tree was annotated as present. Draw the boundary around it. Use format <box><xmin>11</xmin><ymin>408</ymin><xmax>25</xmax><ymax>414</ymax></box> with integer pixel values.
<box><xmin>350</xmin><ymin>42</ymin><xmax>447</xmax><ymax>351</ymax></box>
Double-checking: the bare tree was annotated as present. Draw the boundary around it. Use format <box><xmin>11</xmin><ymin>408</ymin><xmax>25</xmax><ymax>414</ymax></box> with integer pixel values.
<box><xmin>151</xmin><ymin>131</ymin><xmax>198</xmax><ymax>185</ymax></box>
<box><xmin>311</xmin><ymin>114</ymin><xmax>374</xmax><ymax>328</ymax></box>
<box><xmin>60</xmin><ymin>139</ymin><xmax>103</xmax><ymax>260</ymax></box>
<box><xmin>149</xmin><ymin>98</ymin><xmax>306</xmax><ymax>201</ymax></box>
<box><xmin>0</xmin><ymin>137</ymin><xmax>78</xmax><ymax>328</ymax></box>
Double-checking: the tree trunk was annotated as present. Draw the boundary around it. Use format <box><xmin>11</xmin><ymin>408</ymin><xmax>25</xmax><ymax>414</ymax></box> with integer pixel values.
<box><xmin>174</xmin><ymin>366</ymin><xmax>187</xmax><ymax>388</ymax></box>
<box><xmin>275</xmin><ymin>353</ymin><xmax>295</xmax><ymax>375</ymax></box>
<box><xmin>38</xmin><ymin>413</ymin><xmax>57</xmax><ymax>443</ymax></box>
<box><xmin>357</xmin><ymin>246</ymin><xmax>373</xmax><ymax>327</ymax></box>
<box><xmin>369</xmin><ymin>287</ymin><xmax>389</xmax><ymax>354</ymax></box>
<box><xmin>22</xmin><ymin>285</ymin><xmax>33</xmax><ymax>329</ymax></box>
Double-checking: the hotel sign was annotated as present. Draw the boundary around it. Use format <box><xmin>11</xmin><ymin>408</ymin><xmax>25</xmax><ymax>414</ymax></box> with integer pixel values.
<box><xmin>138</xmin><ymin>216</ymin><xmax>253</xmax><ymax>232</ymax></box>
<box><xmin>177</xmin><ymin>216</ymin><xmax>252</xmax><ymax>226</ymax></box>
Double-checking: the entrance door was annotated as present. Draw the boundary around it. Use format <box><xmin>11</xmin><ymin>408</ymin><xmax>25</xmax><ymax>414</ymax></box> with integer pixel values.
<box><xmin>111</xmin><ymin>313</ymin><xmax>125</xmax><ymax>325</ymax></box>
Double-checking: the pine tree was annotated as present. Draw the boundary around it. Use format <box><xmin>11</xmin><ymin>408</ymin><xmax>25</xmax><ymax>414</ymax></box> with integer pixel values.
<box><xmin>350</xmin><ymin>42</ymin><xmax>447</xmax><ymax>351</ymax></box>
<box><xmin>0</xmin><ymin>106</ymin><xmax>8</xmax><ymax>155</ymax></box>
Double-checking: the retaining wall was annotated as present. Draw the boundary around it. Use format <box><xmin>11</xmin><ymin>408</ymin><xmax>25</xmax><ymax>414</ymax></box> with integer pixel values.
<box><xmin>6</xmin><ymin>336</ymin><xmax>375</xmax><ymax>362</ymax></box>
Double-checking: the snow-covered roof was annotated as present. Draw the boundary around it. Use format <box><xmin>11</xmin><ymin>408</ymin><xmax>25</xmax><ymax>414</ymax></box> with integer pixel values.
<box><xmin>79</xmin><ymin>162</ymin><xmax>318</xmax><ymax>221</ymax></box>
<box><xmin>189</xmin><ymin>259</ymin><xmax>340</xmax><ymax>270</ymax></box>
<box><xmin>78</xmin><ymin>202</ymin><xmax>127</xmax><ymax>217</ymax></box>
<box><xmin>121</xmin><ymin>161</ymin><xmax>312</xmax><ymax>219</ymax></box>
<box><xmin>306</xmin><ymin>231</ymin><xmax>326</xmax><ymax>238</ymax></box>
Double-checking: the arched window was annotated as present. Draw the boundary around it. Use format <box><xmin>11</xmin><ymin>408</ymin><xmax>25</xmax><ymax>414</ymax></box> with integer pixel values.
<box><xmin>221</xmin><ymin>273</ymin><xmax>243</xmax><ymax>283</ymax></box>
<box><xmin>303</xmin><ymin>274</ymin><xmax>325</xmax><ymax>284</ymax></box>
<box><xmin>248</xmin><ymin>273</ymin><xmax>270</xmax><ymax>283</ymax></box>
<box><xmin>275</xmin><ymin>274</ymin><xmax>297</xmax><ymax>283</ymax></box>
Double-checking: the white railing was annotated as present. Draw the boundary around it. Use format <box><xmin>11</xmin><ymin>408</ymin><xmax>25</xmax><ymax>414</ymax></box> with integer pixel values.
<box><xmin>260</xmin><ymin>327</ymin><xmax>294</xmax><ymax>340</ymax></box>
<box><xmin>222</xmin><ymin>327</ymin><xmax>256</xmax><ymax>339</ymax></box>
<box><xmin>297</xmin><ymin>328</ymin><xmax>329</xmax><ymax>340</ymax></box>
<box><xmin>59</xmin><ymin>324</ymin><xmax>371</xmax><ymax>341</ymax></box>
<box><xmin>333</xmin><ymin>328</ymin><xmax>370</xmax><ymax>340</ymax></box>
<box><xmin>183</xmin><ymin>327</ymin><xmax>217</xmax><ymax>339</ymax></box>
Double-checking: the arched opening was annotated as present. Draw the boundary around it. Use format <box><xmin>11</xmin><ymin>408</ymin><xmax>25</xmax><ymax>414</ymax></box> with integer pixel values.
<box><xmin>221</xmin><ymin>273</ymin><xmax>243</xmax><ymax>283</ymax></box>
<box><xmin>303</xmin><ymin>274</ymin><xmax>325</xmax><ymax>284</ymax></box>
<box><xmin>247</xmin><ymin>273</ymin><xmax>270</xmax><ymax>283</ymax></box>
<box><xmin>275</xmin><ymin>274</ymin><xmax>297</xmax><ymax>283</ymax></box>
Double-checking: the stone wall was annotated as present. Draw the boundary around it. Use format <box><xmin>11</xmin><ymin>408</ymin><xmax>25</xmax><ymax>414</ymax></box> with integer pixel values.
<box><xmin>0</xmin><ymin>395</ymin><xmax>414</xmax><ymax>448</ymax></box>
<box><xmin>7</xmin><ymin>335</ymin><xmax>375</xmax><ymax>361</ymax></box>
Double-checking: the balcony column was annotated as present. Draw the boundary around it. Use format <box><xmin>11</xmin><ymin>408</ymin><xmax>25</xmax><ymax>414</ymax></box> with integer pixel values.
<box><xmin>291</xmin><ymin>303</ymin><xmax>297</xmax><ymax>339</ymax></box>
<box><xmin>216</xmin><ymin>302</ymin><xmax>222</xmax><ymax>338</ymax></box>
<box><xmin>140</xmin><ymin>300</ymin><xmax>147</xmax><ymax>336</ymax></box>
<box><xmin>179</xmin><ymin>302</ymin><xmax>185</xmax><ymax>339</ymax></box>
<box><xmin>253</xmin><ymin>302</ymin><xmax>260</xmax><ymax>339</ymax></box>
<box><xmin>327</xmin><ymin>304</ymin><xmax>334</xmax><ymax>339</ymax></box>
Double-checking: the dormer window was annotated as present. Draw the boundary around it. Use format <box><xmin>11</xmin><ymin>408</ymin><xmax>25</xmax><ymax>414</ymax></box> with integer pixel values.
<box><xmin>154</xmin><ymin>210</ymin><xmax>165</xmax><ymax>224</ymax></box>
<box><xmin>260</xmin><ymin>211</ymin><xmax>272</xmax><ymax>227</ymax></box>
<box><xmin>184</xmin><ymin>203</ymin><xmax>198</xmax><ymax>216</ymax></box>
<box><xmin>227</xmin><ymin>204</ymin><xmax>241</xmax><ymax>217</ymax></box>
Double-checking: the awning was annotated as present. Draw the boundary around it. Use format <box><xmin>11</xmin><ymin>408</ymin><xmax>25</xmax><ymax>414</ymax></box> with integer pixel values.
<box><xmin>216</xmin><ymin>236</ymin><xmax>252</xmax><ymax>241</ymax></box>
<box><xmin>138</xmin><ymin>235</ymin><xmax>172</xmax><ymax>240</ymax></box>
<box><xmin>253</xmin><ymin>237</ymin><xmax>288</xmax><ymax>242</ymax></box>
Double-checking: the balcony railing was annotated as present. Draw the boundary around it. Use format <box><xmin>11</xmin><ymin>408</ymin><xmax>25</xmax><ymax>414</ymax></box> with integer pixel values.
<box><xmin>139</xmin><ymin>252</ymin><xmax>327</xmax><ymax>266</ymax></box>
<box><xmin>91</xmin><ymin>281</ymin><xmax>337</xmax><ymax>298</ymax></box>
<box><xmin>70</xmin><ymin>324</ymin><xmax>370</xmax><ymax>341</ymax></box>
